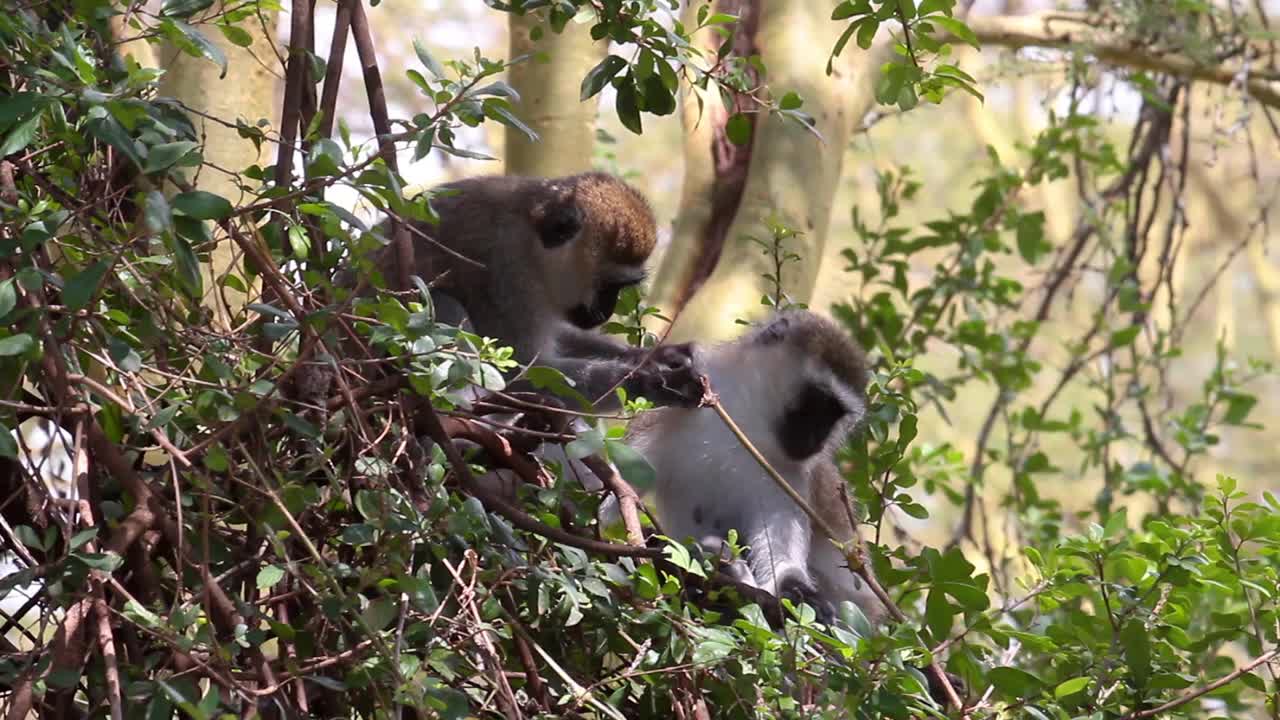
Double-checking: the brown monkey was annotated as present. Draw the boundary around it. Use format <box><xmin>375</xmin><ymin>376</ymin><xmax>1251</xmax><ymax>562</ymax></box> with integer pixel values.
<box><xmin>353</xmin><ymin>172</ymin><xmax>703</xmax><ymax>410</ymax></box>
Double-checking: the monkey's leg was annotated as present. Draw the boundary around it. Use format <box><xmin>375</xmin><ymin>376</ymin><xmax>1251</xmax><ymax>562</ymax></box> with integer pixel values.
<box><xmin>745</xmin><ymin>505</ymin><xmax>815</xmax><ymax>602</ymax></box>
<box><xmin>808</xmin><ymin>539</ymin><xmax>886</xmax><ymax>627</ymax></box>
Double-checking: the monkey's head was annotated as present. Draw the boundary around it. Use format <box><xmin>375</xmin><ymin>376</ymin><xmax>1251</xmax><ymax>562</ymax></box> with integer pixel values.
<box><xmin>716</xmin><ymin>310</ymin><xmax>871</xmax><ymax>462</ymax></box>
<box><xmin>526</xmin><ymin>172</ymin><xmax>657</xmax><ymax>330</ymax></box>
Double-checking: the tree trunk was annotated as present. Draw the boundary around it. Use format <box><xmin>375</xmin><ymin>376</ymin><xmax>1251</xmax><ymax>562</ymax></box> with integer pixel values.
<box><xmin>654</xmin><ymin>0</ymin><xmax>885</xmax><ymax>343</ymax></box>
<box><xmin>158</xmin><ymin>15</ymin><xmax>281</xmax><ymax>329</ymax></box>
<box><xmin>505</xmin><ymin>12</ymin><xmax>606</xmax><ymax>176</ymax></box>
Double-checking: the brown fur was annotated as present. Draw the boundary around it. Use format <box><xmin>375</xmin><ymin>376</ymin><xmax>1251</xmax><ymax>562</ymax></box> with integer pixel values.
<box><xmin>342</xmin><ymin>171</ymin><xmax>701</xmax><ymax>411</ymax></box>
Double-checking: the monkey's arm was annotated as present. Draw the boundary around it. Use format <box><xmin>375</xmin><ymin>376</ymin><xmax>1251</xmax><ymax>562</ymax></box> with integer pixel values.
<box><xmin>429</xmin><ymin>289</ymin><xmax>473</xmax><ymax>331</ymax></box>
<box><xmin>546</xmin><ymin>329</ymin><xmax>704</xmax><ymax>410</ymax></box>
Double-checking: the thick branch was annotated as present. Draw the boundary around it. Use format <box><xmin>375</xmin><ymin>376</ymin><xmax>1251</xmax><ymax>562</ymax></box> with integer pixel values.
<box><xmin>967</xmin><ymin>11</ymin><xmax>1280</xmax><ymax>108</ymax></box>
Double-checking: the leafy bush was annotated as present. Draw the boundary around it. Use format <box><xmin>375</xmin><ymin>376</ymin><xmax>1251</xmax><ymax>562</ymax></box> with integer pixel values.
<box><xmin>1</xmin><ymin>1</ymin><xmax>1276</xmax><ymax>719</ymax></box>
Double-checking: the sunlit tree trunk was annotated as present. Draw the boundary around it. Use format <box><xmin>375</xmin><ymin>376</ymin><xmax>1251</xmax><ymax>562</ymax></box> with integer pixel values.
<box><xmin>653</xmin><ymin>0</ymin><xmax>888</xmax><ymax>343</ymax></box>
<box><xmin>505</xmin><ymin>12</ymin><xmax>606</xmax><ymax>176</ymax></box>
<box><xmin>158</xmin><ymin>14</ymin><xmax>280</xmax><ymax>329</ymax></box>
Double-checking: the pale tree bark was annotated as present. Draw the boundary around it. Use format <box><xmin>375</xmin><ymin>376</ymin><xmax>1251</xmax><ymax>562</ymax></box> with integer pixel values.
<box><xmin>505</xmin><ymin>12</ymin><xmax>606</xmax><ymax>176</ymax></box>
<box><xmin>965</xmin><ymin>11</ymin><xmax>1280</xmax><ymax>109</ymax></box>
<box><xmin>158</xmin><ymin>14</ymin><xmax>281</xmax><ymax>330</ymax></box>
<box><xmin>654</xmin><ymin>0</ymin><xmax>886</xmax><ymax>343</ymax></box>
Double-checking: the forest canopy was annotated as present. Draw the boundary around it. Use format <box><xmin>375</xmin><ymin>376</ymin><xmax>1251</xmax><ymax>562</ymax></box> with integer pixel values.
<box><xmin>1</xmin><ymin>0</ymin><xmax>1278</xmax><ymax>718</ymax></box>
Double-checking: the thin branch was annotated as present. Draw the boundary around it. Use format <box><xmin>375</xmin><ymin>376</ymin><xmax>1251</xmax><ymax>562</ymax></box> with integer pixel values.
<box><xmin>1122</xmin><ymin>649</ymin><xmax>1278</xmax><ymax>719</ymax></box>
<box><xmin>966</xmin><ymin>11</ymin><xmax>1280</xmax><ymax>108</ymax></box>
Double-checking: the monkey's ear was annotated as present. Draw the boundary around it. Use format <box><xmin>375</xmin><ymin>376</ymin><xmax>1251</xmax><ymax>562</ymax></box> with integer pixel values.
<box><xmin>531</xmin><ymin>191</ymin><xmax>583</xmax><ymax>249</ymax></box>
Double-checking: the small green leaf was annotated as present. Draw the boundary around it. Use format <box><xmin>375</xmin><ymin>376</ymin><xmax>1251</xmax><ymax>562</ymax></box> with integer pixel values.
<box><xmin>1054</xmin><ymin>676</ymin><xmax>1090</xmax><ymax>698</ymax></box>
<box><xmin>166</xmin><ymin>232</ymin><xmax>203</xmax><ymax>298</ymax></box>
<box><xmin>1121</xmin><ymin>619</ymin><xmax>1151</xmax><ymax>686</ymax></box>
<box><xmin>1016</xmin><ymin>211</ymin><xmax>1048</xmax><ymax>263</ymax></box>
<box><xmin>0</xmin><ymin>333</ymin><xmax>36</xmax><ymax>356</ymax></box>
<box><xmin>86</xmin><ymin>114</ymin><xmax>143</xmax><ymax>169</ymax></box>
<box><xmin>641</xmin><ymin>74</ymin><xmax>675</xmax><ymax>116</ymax></box>
<box><xmin>606</xmin><ymin>439</ymin><xmax>656</xmax><ymax>493</ymax></box>
<box><xmin>63</xmin><ymin>261</ymin><xmax>109</xmax><ymax>311</ymax></box>
<box><xmin>143</xmin><ymin>140</ymin><xmax>199</xmax><ymax>173</ymax></box>
<box><xmin>172</xmin><ymin>191</ymin><xmax>232</xmax><ymax>220</ymax></box>
<box><xmin>143</xmin><ymin>191</ymin><xmax>173</xmax><ymax>235</ymax></box>
<box><xmin>856</xmin><ymin>17</ymin><xmax>880</xmax><ymax>49</ymax></box>
<box><xmin>361</xmin><ymin>596</ymin><xmax>399</xmax><ymax>631</ymax></box>
<box><xmin>779</xmin><ymin>91</ymin><xmax>803</xmax><ymax>110</ymax></box>
<box><xmin>482</xmin><ymin>98</ymin><xmax>539</xmax><ymax>142</ymax></box>
<box><xmin>413</xmin><ymin>38</ymin><xmax>446</xmax><ymax>78</ymax></box>
<box><xmin>614</xmin><ymin>75</ymin><xmax>643</xmax><ymax>135</ymax></box>
<box><xmin>161</xmin><ymin>0</ymin><xmax>213</xmax><ymax>17</ymax></box>
<box><xmin>256</xmin><ymin>564</ymin><xmax>286</xmax><ymax>590</ymax></box>
<box><xmin>725</xmin><ymin>113</ymin><xmax>752</xmax><ymax>146</ymax></box>
<box><xmin>218</xmin><ymin>24</ymin><xmax>253</xmax><ymax>47</ymax></box>
<box><xmin>287</xmin><ymin>223</ymin><xmax>309</xmax><ymax>259</ymax></box>
<box><xmin>0</xmin><ymin>111</ymin><xmax>42</xmax><ymax>158</ymax></box>
<box><xmin>931</xmin><ymin>16</ymin><xmax>980</xmax><ymax>48</ymax></box>
<box><xmin>0</xmin><ymin>279</ymin><xmax>16</xmax><ymax>321</ymax></box>
<box><xmin>581</xmin><ymin>55</ymin><xmax>628</xmax><ymax>101</ymax></box>
<box><xmin>987</xmin><ymin>666</ymin><xmax>1042</xmax><ymax>699</ymax></box>
<box><xmin>166</xmin><ymin>20</ymin><xmax>228</xmax><ymax>78</ymax></box>
<box><xmin>1109</xmin><ymin>326</ymin><xmax>1141</xmax><ymax>347</ymax></box>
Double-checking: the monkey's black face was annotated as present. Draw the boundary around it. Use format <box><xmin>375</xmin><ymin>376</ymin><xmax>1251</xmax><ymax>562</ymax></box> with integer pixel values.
<box><xmin>567</xmin><ymin>280</ymin><xmax>632</xmax><ymax>329</ymax></box>
<box><xmin>777</xmin><ymin>382</ymin><xmax>848</xmax><ymax>460</ymax></box>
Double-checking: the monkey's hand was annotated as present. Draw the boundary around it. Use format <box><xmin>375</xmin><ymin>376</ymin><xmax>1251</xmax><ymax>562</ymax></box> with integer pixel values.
<box><xmin>778</xmin><ymin>576</ymin><xmax>836</xmax><ymax>626</ymax></box>
<box><xmin>634</xmin><ymin>342</ymin><xmax>706</xmax><ymax>407</ymax></box>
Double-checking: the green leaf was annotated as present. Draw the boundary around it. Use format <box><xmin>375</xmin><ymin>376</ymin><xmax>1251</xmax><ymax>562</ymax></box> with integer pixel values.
<box><xmin>165</xmin><ymin>232</ymin><xmax>203</xmax><ymax>298</ymax></box>
<box><xmin>86</xmin><ymin>114</ymin><xmax>143</xmax><ymax>169</ymax></box>
<box><xmin>0</xmin><ymin>279</ymin><xmax>16</xmax><ymax>321</ymax></box>
<box><xmin>413</xmin><ymin>38</ymin><xmax>446</xmax><ymax>78</ymax></box>
<box><xmin>161</xmin><ymin>0</ymin><xmax>213</xmax><ymax>17</ymax></box>
<box><xmin>167</xmin><ymin>20</ymin><xmax>228</xmax><ymax>78</ymax></box>
<box><xmin>1054</xmin><ymin>676</ymin><xmax>1090</xmax><ymax>698</ymax></box>
<box><xmin>143</xmin><ymin>140</ymin><xmax>199</xmax><ymax>173</ymax></box>
<box><xmin>0</xmin><ymin>93</ymin><xmax>40</xmax><ymax>130</ymax></box>
<box><xmin>641</xmin><ymin>74</ymin><xmax>676</xmax><ymax>116</ymax></box>
<box><xmin>256</xmin><ymin>564</ymin><xmax>286</xmax><ymax>590</ymax></box>
<box><xmin>581</xmin><ymin>55</ymin><xmax>628</xmax><ymax>101</ymax></box>
<box><xmin>725</xmin><ymin>113</ymin><xmax>752</xmax><ymax>146</ymax></box>
<box><xmin>606</xmin><ymin>439</ymin><xmax>656</xmax><ymax>493</ymax></box>
<box><xmin>614</xmin><ymin>75</ymin><xmax>642</xmax><ymax>135</ymax></box>
<box><xmin>831</xmin><ymin>0</ymin><xmax>873</xmax><ymax>19</ymax></box>
<box><xmin>63</xmin><ymin>261</ymin><xmax>109</xmax><ymax>312</ymax></box>
<box><xmin>0</xmin><ymin>333</ymin><xmax>36</xmax><ymax>356</ymax></box>
<box><xmin>779</xmin><ymin>91</ymin><xmax>803</xmax><ymax>110</ymax></box>
<box><xmin>361</xmin><ymin>596</ymin><xmax>399</xmax><ymax>631</ymax></box>
<box><xmin>856</xmin><ymin>17</ymin><xmax>880</xmax><ymax>49</ymax></box>
<box><xmin>219</xmin><ymin>24</ymin><xmax>253</xmax><ymax>47</ymax></box>
<box><xmin>931</xmin><ymin>16</ymin><xmax>980</xmax><ymax>48</ymax></box>
<box><xmin>1221</xmin><ymin>390</ymin><xmax>1258</xmax><ymax>425</ymax></box>
<box><xmin>173</xmin><ymin>191</ymin><xmax>233</xmax><ymax>220</ymax></box>
<box><xmin>0</xmin><ymin>111</ymin><xmax>42</xmax><ymax>158</ymax></box>
<box><xmin>987</xmin><ymin>666</ymin><xmax>1042</xmax><ymax>699</ymax></box>
<box><xmin>1121</xmin><ymin>619</ymin><xmax>1151</xmax><ymax>686</ymax></box>
<box><xmin>1109</xmin><ymin>326</ymin><xmax>1141</xmax><ymax>348</ymax></box>
<box><xmin>565</xmin><ymin>428</ymin><xmax>606</xmax><ymax>460</ymax></box>
<box><xmin>482</xmin><ymin>98</ymin><xmax>539</xmax><ymax>142</ymax></box>
<box><xmin>287</xmin><ymin>223</ymin><xmax>309</xmax><ymax>259</ymax></box>
<box><xmin>1016</xmin><ymin>211</ymin><xmax>1048</xmax><ymax>264</ymax></box>
<box><xmin>143</xmin><ymin>191</ymin><xmax>173</xmax><ymax>235</ymax></box>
